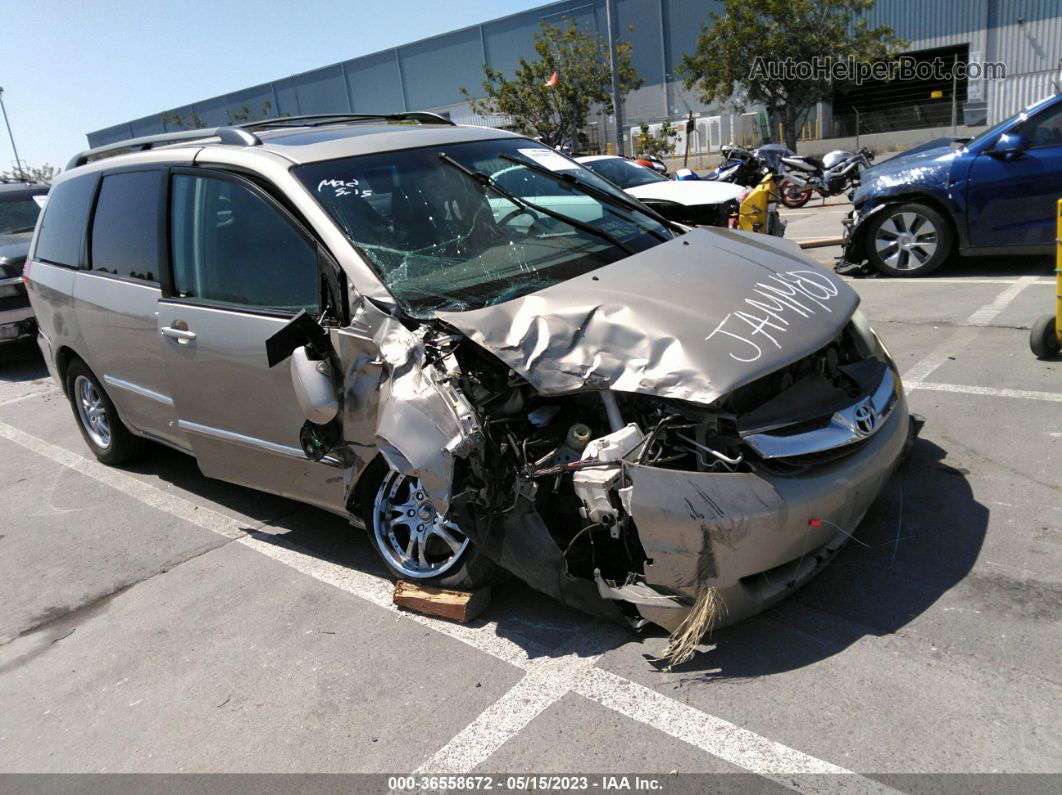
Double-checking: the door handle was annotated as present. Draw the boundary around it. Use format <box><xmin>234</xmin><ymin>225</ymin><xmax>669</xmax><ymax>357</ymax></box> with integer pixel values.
<box><xmin>161</xmin><ymin>326</ymin><xmax>197</xmax><ymax>342</ymax></box>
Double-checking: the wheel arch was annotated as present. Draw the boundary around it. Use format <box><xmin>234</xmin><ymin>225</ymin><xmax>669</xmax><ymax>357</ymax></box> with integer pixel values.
<box><xmin>856</xmin><ymin>192</ymin><xmax>962</xmax><ymax>257</ymax></box>
<box><xmin>53</xmin><ymin>345</ymin><xmax>84</xmax><ymax>396</ymax></box>
<box><xmin>346</xmin><ymin>454</ymin><xmax>388</xmax><ymax>524</ymax></box>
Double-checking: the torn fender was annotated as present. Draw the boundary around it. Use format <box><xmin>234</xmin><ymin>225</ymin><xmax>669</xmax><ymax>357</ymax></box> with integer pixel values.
<box><xmin>372</xmin><ymin>318</ymin><xmax>481</xmax><ymax>515</ymax></box>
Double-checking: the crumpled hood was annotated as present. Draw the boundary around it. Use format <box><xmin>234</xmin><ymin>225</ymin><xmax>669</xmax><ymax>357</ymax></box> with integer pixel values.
<box><xmin>626</xmin><ymin>179</ymin><xmax>745</xmax><ymax>207</ymax></box>
<box><xmin>438</xmin><ymin>227</ymin><xmax>858</xmax><ymax>405</ymax></box>
<box><xmin>853</xmin><ymin>142</ymin><xmax>959</xmax><ymax>205</ymax></box>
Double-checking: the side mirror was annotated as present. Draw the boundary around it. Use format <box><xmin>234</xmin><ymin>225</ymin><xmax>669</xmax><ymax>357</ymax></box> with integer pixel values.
<box><xmin>988</xmin><ymin>133</ymin><xmax>1030</xmax><ymax>160</ymax></box>
<box><xmin>290</xmin><ymin>345</ymin><xmax>338</xmax><ymax>425</ymax></box>
<box><xmin>264</xmin><ymin>311</ymin><xmax>339</xmax><ymax>425</ymax></box>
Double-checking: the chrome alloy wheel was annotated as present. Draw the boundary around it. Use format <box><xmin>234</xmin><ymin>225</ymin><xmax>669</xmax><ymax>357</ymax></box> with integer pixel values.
<box><xmin>874</xmin><ymin>211</ymin><xmax>939</xmax><ymax>270</ymax></box>
<box><xmin>372</xmin><ymin>471</ymin><xmax>470</xmax><ymax>579</ymax></box>
<box><xmin>74</xmin><ymin>375</ymin><xmax>111</xmax><ymax>449</ymax></box>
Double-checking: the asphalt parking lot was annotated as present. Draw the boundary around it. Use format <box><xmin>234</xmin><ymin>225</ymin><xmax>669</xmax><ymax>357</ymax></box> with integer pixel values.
<box><xmin>0</xmin><ymin>203</ymin><xmax>1059</xmax><ymax>788</ymax></box>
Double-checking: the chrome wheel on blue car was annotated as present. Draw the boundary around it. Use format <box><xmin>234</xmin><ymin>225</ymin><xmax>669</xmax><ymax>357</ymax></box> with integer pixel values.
<box><xmin>867</xmin><ymin>202</ymin><xmax>953</xmax><ymax>277</ymax></box>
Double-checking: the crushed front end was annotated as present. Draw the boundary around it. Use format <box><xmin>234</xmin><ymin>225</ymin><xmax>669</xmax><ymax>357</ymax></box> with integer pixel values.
<box><xmin>417</xmin><ymin>308</ymin><xmax>911</xmax><ymax>641</ymax></box>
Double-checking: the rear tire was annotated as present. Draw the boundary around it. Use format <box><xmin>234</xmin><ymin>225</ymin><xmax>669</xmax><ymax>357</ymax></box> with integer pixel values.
<box><xmin>1030</xmin><ymin>314</ymin><xmax>1060</xmax><ymax>360</ymax></box>
<box><xmin>779</xmin><ymin>180</ymin><xmax>811</xmax><ymax>208</ymax></box>
<box><xmin>357</xmin><ymin>459</ymin><xmax>503</xmax><ymax>590</ymax></box>
<box><xmin>65</xmin><ymin>358</ymin><xmax>143</xmax><ymax>464</ymax></box>
<box><xmin>866</xmin><ymin>203</ymin><xmax>953</xmax><ymax>277</ymax></box>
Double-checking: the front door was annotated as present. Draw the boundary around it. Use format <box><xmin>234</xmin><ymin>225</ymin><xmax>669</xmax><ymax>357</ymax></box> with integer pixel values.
<box><xmin>157</xmin><ymin>168</ymin><xmax>345</xmax><ymax>513</ymax></box>
<box><xmin>966</xmin><ymin>100</ymin><xmax>1062</xmax><ymax>250</ymax></box>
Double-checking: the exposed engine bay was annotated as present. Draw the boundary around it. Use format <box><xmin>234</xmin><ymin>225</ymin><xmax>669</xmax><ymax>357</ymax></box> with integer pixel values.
<box><xmin>368</xmin><ymin>313</ymin><xmax>905</xmax><ymax>638</ymax></box>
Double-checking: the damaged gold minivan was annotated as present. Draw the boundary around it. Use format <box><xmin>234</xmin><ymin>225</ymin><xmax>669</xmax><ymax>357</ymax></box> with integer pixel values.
<box><xmin>28</xmin><ymin>115</ymin><xmax>912</xmax><ymax>654</ymax></box>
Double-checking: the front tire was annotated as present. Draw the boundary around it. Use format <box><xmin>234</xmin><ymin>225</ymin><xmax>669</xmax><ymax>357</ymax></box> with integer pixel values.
<box><xmin>866</xmin><ymin>203</ymin><xmax>953</xmax><ymax>277</ymax></box>
<box><xmin>1030</xmin><ymin>314</ymin><xmax>1060</xmax><ymax>360</ymax></box>
<box><xmin>65</xmin><ymin>358</ymin><xmax>143</xmax><ymax>464</ymax></box>
<box><xmin>358</xmin><ymin>461</ymin><xmax>502</xmax><ymax>590</ymax></box>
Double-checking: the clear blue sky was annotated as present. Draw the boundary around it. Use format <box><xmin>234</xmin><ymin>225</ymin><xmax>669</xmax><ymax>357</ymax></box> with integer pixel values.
<box><xmin>1</xmin><ymin>0</ymin><xmax>543</xmax><ymax>171</ymax></box>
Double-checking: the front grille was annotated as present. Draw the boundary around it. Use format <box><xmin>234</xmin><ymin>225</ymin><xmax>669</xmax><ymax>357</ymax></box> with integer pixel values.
<box><xmin>756</xmin><ymin>436</ymin><xmax>871</xmax><ymax>471</ymax></box>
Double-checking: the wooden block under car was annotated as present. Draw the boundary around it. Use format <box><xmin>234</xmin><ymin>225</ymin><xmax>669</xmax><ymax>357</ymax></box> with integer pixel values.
<box><xmin>392</xmin><ymin>581</ymin><xmax>492</xmax><ymax>623</ymax></box>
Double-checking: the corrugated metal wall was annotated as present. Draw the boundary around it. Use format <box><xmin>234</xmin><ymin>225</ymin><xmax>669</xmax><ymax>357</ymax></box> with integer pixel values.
<box><xmin>87</xmin><ymin>0</ymin><xmax>1062</xmax><ymax>148</ymax></box>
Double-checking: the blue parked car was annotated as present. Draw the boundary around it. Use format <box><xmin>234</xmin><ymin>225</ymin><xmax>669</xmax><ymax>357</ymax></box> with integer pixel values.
<box><xmin>843</xmin><ymin>93</ymin><xmax>1062</xmax><ymax>276</ymax></box>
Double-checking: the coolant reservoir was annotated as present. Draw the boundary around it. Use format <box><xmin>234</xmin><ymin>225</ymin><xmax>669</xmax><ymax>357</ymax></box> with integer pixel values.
<box><xmin>555</xmin><ymin>423</ymin><xmax>593</xmax><ymax>465</ymax></box>
<box><xmin>566</xmin><ymin>423</ymin><xmax>592</xmax><ymax>452</ymax></box>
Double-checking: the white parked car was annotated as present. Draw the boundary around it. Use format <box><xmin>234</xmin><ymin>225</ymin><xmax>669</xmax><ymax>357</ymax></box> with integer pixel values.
<box><xmin>576</xmin><ymin>155</ymin><xmax>744</xmax><ymax>227</ymax></box>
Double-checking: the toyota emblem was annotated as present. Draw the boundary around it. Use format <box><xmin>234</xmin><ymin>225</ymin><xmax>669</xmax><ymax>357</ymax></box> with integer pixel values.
<box><xmin>853</xmin><ymin>403</ymin><xmax>877</xmax><ymax>435</ymax></box>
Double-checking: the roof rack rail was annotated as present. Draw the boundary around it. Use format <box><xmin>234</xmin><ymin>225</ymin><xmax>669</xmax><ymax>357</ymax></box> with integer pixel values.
<box><xmin>236</xmin><ymin>111</ymin><xmax>456</xmax><ymax>130</ymax></box>
<box><xmin>66</xmin><ymin>110</ymin><xmax>455</xmax><ymax>170</ymax></box>
<box><xmin>65</xmin><ymin>127</ymin><xmax>255</xmax><ymax>170</ymax></box>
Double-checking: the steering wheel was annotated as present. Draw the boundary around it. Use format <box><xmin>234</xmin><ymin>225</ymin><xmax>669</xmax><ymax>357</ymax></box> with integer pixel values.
<box><xmin>497</xmin><ymin>206</ymin><xmax>534</xmax><ymax>227</ymax></box>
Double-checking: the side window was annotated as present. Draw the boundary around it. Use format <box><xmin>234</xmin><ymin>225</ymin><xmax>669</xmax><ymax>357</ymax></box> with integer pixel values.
<box><xmin>32</xmin><ymin>174</ymin><xmax>98</xmax><ymax>267</ymax></box>
<box><xmin>1020</xmin><ymin>103</ymin><xmax>1062</xmax><ymax>149</ymax></box>
<box><xmin>170</xmin><ymin>173</ymin><xmax>319</xmax><ymax>314</ymax></box>
<box><xmin>89</xmin><ymin>170</ymin><xmax>161</xmax><ymax>283</ymax></box>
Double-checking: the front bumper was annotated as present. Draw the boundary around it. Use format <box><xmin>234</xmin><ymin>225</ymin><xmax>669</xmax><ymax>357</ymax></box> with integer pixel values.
<box><xmin>838</xmin><ymin>203</ymin><xmax>892</xmax><ymax>269</ymax></box>
<box><xmin>0</xmin><ymin>302</ymin><xmax>36</xmax><ymax>344</ymax></box>
<box><xmin>624</xmin><ymin>389</ymin><xmax>910</xmax><ymax>632</ymax></box>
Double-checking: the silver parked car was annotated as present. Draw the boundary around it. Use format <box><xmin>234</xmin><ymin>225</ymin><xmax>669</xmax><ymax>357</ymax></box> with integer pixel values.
<box><xmin>27</xmin><ymin>114</ymin><xmax>911</xmax><ymax>654</ymax></box>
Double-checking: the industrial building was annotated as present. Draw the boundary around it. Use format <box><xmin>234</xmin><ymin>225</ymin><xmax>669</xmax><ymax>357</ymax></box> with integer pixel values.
<box><xmin>88</xmin><ymin>0</ymin><xmax>1062</xmax><ymax>156</ymax></box>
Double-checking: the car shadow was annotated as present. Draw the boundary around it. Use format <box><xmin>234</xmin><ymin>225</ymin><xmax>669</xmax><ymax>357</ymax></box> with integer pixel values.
<box><xmin>940</xmin><ymin>253</ymin><xmax>1053</xmax><ymax>279</ymax></box>
<box><xmin>119</xmin><ymin>434</ymin><xmax>980</xmax><ymax>671</ymax></box>
<box><xmin>127</xmin><ymin>444</ymin><xmax>631</xmax><ymax>658</ymax></box>
<box><xmin>0</xmin><ymin>340</ymin><xmax>47</xmax><ymax>381</ymax></box>
<box><xmin>651</xmin><ymin>436</ymin><xmax>988</xmax><ymax>678</ymax></box>
<box><xmin>844</xmin><ymin>253</ymin><xmax>1054</xmax><ymax>280</ymax></box>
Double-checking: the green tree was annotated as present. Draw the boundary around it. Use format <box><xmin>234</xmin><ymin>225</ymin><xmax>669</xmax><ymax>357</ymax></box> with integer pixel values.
<box><xmin>1</xmin><ymin>163</ymin><xmax>59</xmax><ymax>184</ymax></box>
<box><xmin>462</xmin><ymin>20</ymin><xmax>642</xmax><ymax>148</ymax></box>
<box><xmin>160</xmin><ymin>109</ymin><xmax>207</xmax><ymax>131</ymax></box>
<box><xmin>227</xmin><ymin>100</ymin><xmax>288</xmax><ymax>123</ymax></box>
<box><xmin>679</xmin><ymin>0</ymin><xmax>905</xmax><ymax>150</ymax></box>
<box><xmin>634</xmin><ymin>120</ymin><xmax>679</xmax><ymax>157</ymax></box>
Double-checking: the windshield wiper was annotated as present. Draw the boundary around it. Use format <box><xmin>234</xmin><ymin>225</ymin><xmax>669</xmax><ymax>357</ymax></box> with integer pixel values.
<box><xmin>497</xmin><ymin>153</ymin><xmax>673</xmax><ymax>238</ymax></box>
<box><xmin>437</xmin><ymin>152</ymin><xmax>635</xmax><ymax>255</ymax></box>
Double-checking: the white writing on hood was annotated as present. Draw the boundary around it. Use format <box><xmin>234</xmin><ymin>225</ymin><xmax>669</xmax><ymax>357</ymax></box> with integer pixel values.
<box><xmin>705</xmin><ymin>270</ymin><xmax>842</xmax><ymax>363</ymax></box>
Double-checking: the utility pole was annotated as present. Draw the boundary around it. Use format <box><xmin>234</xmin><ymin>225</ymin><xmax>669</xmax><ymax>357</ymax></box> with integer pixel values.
<box><xmin>950</xmin><ymin>53</ymin><xmax>959</xmax><ymax>136</ymax></box>
<box><xmin>605</xmin><ymin>0</ymin><xmax>624</xmax><ymax>155</ymax></box>
<box><xmin>0</xmin><ymin>87</ymin><xmax>26</xmax><ymax>181</ymax></box>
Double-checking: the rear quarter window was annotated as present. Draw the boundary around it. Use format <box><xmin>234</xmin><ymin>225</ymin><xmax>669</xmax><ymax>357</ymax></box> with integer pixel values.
<box><xmin>89</xmin><ymin>170</ymin><xmax>162</xmax><ymax>283</ymax></box>
<box><xmin>32</xmin><ymin>174</ymin><xmax>99</xmax><ymax>267</ymax></box>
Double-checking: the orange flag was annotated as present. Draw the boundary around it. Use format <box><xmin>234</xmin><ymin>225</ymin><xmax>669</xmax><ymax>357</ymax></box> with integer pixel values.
<box><xmin>544</xmin><ymin>71</ymin><xmax>559</xmax><ymax>87</ymax></box>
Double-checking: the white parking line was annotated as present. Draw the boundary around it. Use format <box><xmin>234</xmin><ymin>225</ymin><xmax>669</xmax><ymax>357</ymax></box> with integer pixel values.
<box><xmin>575</xmin><ymin>668</ymin><xmax>880</xmax><ymax>784</ymax></box>
<box><xmin>855</xmin><ymin>277</ymin><xmax>1053</xmax><ymax>285</ymax></box>
<box><xmin>902</xmin><ymin>276</ymin><xmax>1037</xmax><ymax>385</ymax></box>
<box><xmin>0</xmin><ymin>421</ymin><xmax>246</xmax><ymax>540</ymax></box>
<box><xmin>910</xmin><ymin>382</ymin><xmax>1062</xmax><ymax>403</ymax></box>
<box><xmin>0</xmin><ymin>415</ymin><xmax>894</xmax><ymax>791</ymax></box>
<box><xmin>413</xmin><ymin>665</ymin><xmax>581</xmax><ymax>775</ymax></box>
<box><xmin>0</xmin><ymin>386</ymin><xmax>59</xmax><ymax>408</ymax></box>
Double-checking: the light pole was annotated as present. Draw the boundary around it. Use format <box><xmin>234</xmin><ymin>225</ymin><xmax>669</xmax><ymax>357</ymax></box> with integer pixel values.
<box><xmin>605</xmin><ymin>0</ymin><xmax>623</xmax><ymax>155</ymax></box>
<box><xmin>0</xmin><ymin>87</ymin><xmax>26</xmax><ymax>181</ymax></box>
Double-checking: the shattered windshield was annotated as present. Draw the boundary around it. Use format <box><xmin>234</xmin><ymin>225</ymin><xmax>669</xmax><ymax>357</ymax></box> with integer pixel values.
<box><xmin>295</xmin><ymin>138</ymin><xmax>670</xmax><ymax>316</ymax></box>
